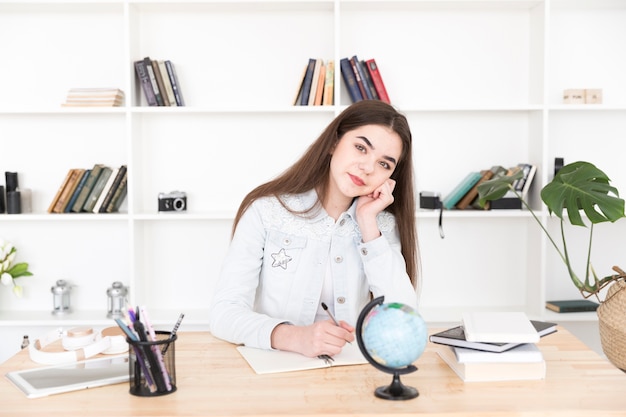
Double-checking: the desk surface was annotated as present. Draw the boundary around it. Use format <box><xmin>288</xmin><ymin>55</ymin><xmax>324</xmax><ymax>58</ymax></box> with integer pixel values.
<box><xmin>1</xmin><ymin>327</ymin><xmax>625</xmax><ymax>417</ymax></box>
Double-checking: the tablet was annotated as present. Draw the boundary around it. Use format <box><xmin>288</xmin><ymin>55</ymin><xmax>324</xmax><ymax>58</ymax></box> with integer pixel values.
<box><xmin>6</xmin><ymin>355</ymin><xmax>129</xmax><ymax>398</ymax></box>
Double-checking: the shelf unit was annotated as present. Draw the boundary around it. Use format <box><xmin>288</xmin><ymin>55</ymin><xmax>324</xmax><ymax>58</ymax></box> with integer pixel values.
<box><xmin>1</xmin><ymin>0</ymin><xmax>625</xmax><ymax>362</ymax></box>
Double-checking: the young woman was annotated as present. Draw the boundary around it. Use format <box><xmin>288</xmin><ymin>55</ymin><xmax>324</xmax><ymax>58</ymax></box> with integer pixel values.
<box><xmin>209</xmin><ymin>100</ymin><xmax>419</xmax><ymax>358</ymax></box>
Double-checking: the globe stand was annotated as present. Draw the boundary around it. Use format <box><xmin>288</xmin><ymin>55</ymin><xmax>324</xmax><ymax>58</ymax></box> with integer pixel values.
<box><xmin>375</xmin><ymin>368</ymin><xmax>419</xmax><ymax>401</ymax></box>
<box><xmin>356</xmin><ymin>296</ymin><xmax>421</xmax><ymax>401</ymax></box>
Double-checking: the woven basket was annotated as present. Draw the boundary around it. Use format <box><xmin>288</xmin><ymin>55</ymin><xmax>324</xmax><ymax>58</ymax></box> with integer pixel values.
<box><xmin>597</xmin><ymin>279</ymin><xmax>626</xmax><ymax>371</ymax></box>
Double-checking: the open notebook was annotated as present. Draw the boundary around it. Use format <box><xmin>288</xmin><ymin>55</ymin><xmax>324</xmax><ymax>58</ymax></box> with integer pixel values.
<box><xmin>237</xmin><ymin>342</ymin><xmax>368</xmax><ymax>374</ymax></box>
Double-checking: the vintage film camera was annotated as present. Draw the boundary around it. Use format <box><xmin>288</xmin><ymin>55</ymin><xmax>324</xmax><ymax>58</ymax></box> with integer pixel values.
<box><xmin>158</xmin><ymin>191</ymin><xmax>187</xmax><ymax>212</ymax></box>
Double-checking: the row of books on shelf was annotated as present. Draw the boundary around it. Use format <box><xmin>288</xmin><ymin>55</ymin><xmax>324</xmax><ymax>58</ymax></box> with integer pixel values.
<box><xmin>429</xmin><ymin>312</ymin><xmax>557</xmax><ymax>382</ymax></box>
<box><xmin>61</xmin><ymin>88</ymin><xmax>125</xmax><ymax>107</ymax></box>
<box><xmin>293</xmin><ymin>58</ymin><xmax>335</xmax><ymax>106</ymax></box>
<box><xmin>47</xmin><ymin>164</ymin><xmax>127</xmax><ymax>214</ymax></box>
<box><xmin>293</xmin><ymin>55</ymin><xmax>390</xmax><ymax>106</ymax></box>
<box><xmin>134</xmin><ymin>57</ymin><xmax>185</xmax><ymax>107</ymax></box>
<box><xmin>340</xmin><ymin>55</ymin><xmax>390</xmax><ymax>104</ymax></box>
<box><xmin>441</xmin><ymin>163</ymin><xmax>537</xmax><ymax>210</ymax></box>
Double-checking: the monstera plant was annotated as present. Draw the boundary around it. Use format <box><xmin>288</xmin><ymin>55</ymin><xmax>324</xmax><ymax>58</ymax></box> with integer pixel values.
<box><xmin>477</xmin><ymin>161</ymin><xmax>626</xmax><ymax>370</ymax></box>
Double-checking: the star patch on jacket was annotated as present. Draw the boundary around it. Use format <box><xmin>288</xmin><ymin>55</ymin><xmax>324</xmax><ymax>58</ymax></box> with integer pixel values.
<box><xmin>271</xmin><ymin>248</ymin><xmax>292</xmax><ymax>270</ymax></box>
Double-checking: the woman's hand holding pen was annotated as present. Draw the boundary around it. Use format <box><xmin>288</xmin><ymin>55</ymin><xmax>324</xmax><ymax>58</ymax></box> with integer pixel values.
<box><xmin>271</xmin><ymin>320</ymin><xmax>355</xmax><ymax>358</ymax></box>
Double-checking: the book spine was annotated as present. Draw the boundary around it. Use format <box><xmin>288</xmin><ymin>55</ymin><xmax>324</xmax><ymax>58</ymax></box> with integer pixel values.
<box><xmin>93</xmin><ymin>168</ymin><xmax>119</xmax><ymax>213</ymax></box>
<box><xmin>299</xmin><ymin>58</ymin><xmax>317</xmax><ymax>106</ymax></box>
<box><xmin>308</xmin><ymin>59</ymin><xmax>322</xmax><ymax>106</ymax></box>
<box><xmin>144</xmin><ymin>57</ymin><xmax>164</xmax><ymax>106</ymax></box>
<box><xmin>360</xmin><ymin>60</ymin><xmax>379</xmax><ymax>100</ymax></box>
<box><xmin>134</xmin><ymin>60</ymin><xmax>158</xmax><ymax>107</ymax></box>
<box><xmin>339</xmin><ymin>58</ymin><xmax>363</xmax><ymax>103</ymax></box>
<box><xmin>349</xmin><ymin>56</ymin><xmax>370</xmax><ymax>100</ymax></box>
<box><xmin>98</xmin><ymin>165</ymin><xmax>127</xmax><ymax>213</ymax></box>
<box><xmin>313</xmin><ymin>61</ymin><xmax>326</xmax><ymax>106</ymax></box>
<box><xmin>64</xmin><ymin>170</ymin><xmax>90</xmax><ymax>213</ymax></box>
<box><xmin>105</xmin><ymin>173</ymin><xmax>128</xmax><ymax>213</ymax></box>
<box><xmin>164</xmin><ymin>60</ymin><xmax>185</xmax><ymax>106</ymax></box>
<box><xmin>53</xmin><ymin>169</ymin><xmax>84</xmax><ymax>213</ymax></box>
<box><xmin>71</xmin><ymin>164</ymin><xmax>103</xmax><ymax>213</ymax></box>
<box><xmin>322</xmin><ymin>60</ymin><xmax>334</xmax><ymax>106</ymax></box>
<box><xmin>365</xmin><ymin>59</ymin><xmax>390</xmax><ymax>104</ymax></box>
<box><xmin>151</xmin><ymin>60</ymin><xmax>170</xmax><ymax>106</ymax></box>
<box><xmin>158</xmin><ymin>60</ymin><xmax>177</xmax><ymax>107</ymax></box>
<box><xmin>47</xmin><ymin>169</ymin><xmax>75</xmax><ymax>214</ymax></box>
<box><xmin>82</xmin><ymin>167</ymin><xmax>112</xmax><ymax>212</ymax></box>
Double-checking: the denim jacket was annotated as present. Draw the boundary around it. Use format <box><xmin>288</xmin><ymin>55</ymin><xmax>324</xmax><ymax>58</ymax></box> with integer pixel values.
<box><xmin>209</xmin><ymin>189</ymin><xmax>418</xmax><ymax>349</ymax></box>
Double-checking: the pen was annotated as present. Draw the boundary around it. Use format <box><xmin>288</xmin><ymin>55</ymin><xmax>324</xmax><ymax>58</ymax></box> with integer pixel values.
<box><xmin>321</xmin><ymin>302</ymin><xmax>352</xmax><ymax>344</ymax></box>
<box><xmin>140</xmin><ymin>306</ymin><xmax>172</xmax><ymax>391</ymax></box>
<box><xmin>162</xmin><ymin>313</ymin><xmax>184</xmax><ymax>355</ymax></box>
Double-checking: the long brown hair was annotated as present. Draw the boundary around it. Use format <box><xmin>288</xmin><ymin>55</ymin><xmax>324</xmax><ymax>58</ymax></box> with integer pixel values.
<box><xmin>232</xmin><ymin>100</ymin><xmax>418</xmax><ymax>287</ymax></box>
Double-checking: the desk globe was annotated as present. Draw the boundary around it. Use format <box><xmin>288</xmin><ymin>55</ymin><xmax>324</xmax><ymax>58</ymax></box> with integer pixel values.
<box><xmin>356</xmin><ymin>296</ymin><xmax>427</xmax><ymax>400</ymax></box>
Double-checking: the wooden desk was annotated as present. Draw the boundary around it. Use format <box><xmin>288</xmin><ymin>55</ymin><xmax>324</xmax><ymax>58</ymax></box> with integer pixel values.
<box><xmin>1</xmin><ymin>327</ymin><xmax>625</xmax><ymax>416</ymax></box>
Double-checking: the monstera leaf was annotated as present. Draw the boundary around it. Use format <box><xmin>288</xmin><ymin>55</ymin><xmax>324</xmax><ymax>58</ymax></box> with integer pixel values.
<box><xmin>541</xmin><ymin>161</ymin><xmax>625</xmax><ymax>227</ymax></box>
<box><xmin>477</xmin><ymin>170</ymin><xmax>524</xmax><ymax>207</ymax></box>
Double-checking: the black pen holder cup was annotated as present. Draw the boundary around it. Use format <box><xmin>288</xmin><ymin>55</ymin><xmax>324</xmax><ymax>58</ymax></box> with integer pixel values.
<box><xmin>127</xmin><ymin>331</ymin><xmax>177</xmax><ymax>396</ymax></box>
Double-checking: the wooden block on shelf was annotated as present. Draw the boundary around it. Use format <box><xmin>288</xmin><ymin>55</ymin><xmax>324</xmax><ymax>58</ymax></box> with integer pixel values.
<box><xmin>585</xmin><ymin>89</ymin><xmax>602</xmax><ymax>104</ymax></box>
<box><xmin>563</xmin><ymin>89</ymin><xmax>585</xmax><ymax>104</ymax></box>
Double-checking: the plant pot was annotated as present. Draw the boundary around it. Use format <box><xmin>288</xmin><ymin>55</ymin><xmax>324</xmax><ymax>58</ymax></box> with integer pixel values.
<box><xmin>597</xmin><ymin>279</ymin><xmax>626</xmax><ymax>371</ymax></box>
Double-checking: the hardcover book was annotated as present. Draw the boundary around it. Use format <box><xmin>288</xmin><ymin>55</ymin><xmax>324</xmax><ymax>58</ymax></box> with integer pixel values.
<box><xmin>82</xmin><ymin>166</ymin><xmax>112</xmax><ymax>213</ymax></box>
<box><xmin>441</xmin><ymin>171</ymin><xmax>482</xmax><ymax>210</ymax></box>
<box><xmin>340</xmin><ymin>57</ymin><xmax>363</xmax><ymax>103</ymax></box>
<box><xmin>70</xmin><ymin>164</ymin><xmax>104</xmax><ymax>213</ymax></box>
<box><xmin>462</xmin><ymin>311</ymin><xmax>540</xmax><ymax>344</ymax></box>
<box><xmin>429</xmin><ymin>320</ymin><xmax>557</xmax><ymax>353</ymax></box>
<box><xmin>151</xmin><ymin>59</ymin><xmax>170</xmax><ymax>106</ymax></box>
<box><xmin>104</xmin><ymin>171</ymin><xmax>128</xmax><ymax>213</ymax></box>
<box><xmin>299</xmin><ymin>58</ymin><xmax>317</xmax><ymax>106</ymax></box>
<box><xmin>134</xmin><ymin>60</ymin><xmax>158</xmax><ymax>106</ymax></box>
<box><xmin>322</xmin><ymin>60</ymin><xmax>334</xmax><ymax>106</ymax></box>
<box><xmin>64</xmin><ymin>169</ymin><xmax>90</xmax><ymax>213</ymax></box>
<box><xmin>349</xmin><ymin>56</ymin><xmax>370</xmax><ymax>100</ymax></box>
<box><xmin>545</xmin><ymin>299</ymin><xmax>599</xmax><ymax>313</ymax></box>
<box><xmin>92</xmin><ymin>167</ymin><xmax>119</xmax><ymax>213</ymax></box>
<box><xmin>313</xmin><ymin>61</ymin><xmax>326</xmax><ymax>106</ymax></box>
<box><xmin>98</xmin><ymin>165</ymin><xmax>127</xmax><ymax>213</ymax></box>
<box><xmin>143</xmin><ymin>56</ymin><xmax>164</xmax><ymax>106</ymax></box>
<box><xmin>365</xmin><ymin>59</ymin><xmax>390</xmax><ymax>103</ymax></box>
<box><xmin>47</xmin><ymin>169</ymin><xmax>76</xmax><ymax>214</ymax></box>
<box><xmin>455</xmin><ymin>167</ymin><xmax>496</xmax><ymax>210</ymax></box>
<box><xmin>164</xmin><ymin>60</ymin><xmax>185</xmax><ymax>106</ymax></box>
<box><xmin>359</xmin><ymin>59</ymin><xmax>379</xmax><ymax>100</ymax></box>
<box><xmin>308</xmin><ymin>58</ymin><xmax>323</xmax><ymax>106</ymax></box>
<box><xmin>452</xmin><ymin>342</ymin><xmax>543</xmax><ymax>364</ymax></box>
<box><xmin>52</xmin><ymin>168</ymin><xmax>85</xmax><ymax>214</ymax></box>
<box><xmin>157</xmin><ymin>60</ymin><xmax>177</xmax><ymax>107</ymax></box>
<box><xmin>437</xmin><ymin>345</ymin><xmax>546</xmax><ymax>382</ymax></box>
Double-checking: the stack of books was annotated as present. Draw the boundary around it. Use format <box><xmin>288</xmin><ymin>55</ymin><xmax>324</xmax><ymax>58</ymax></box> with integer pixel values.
<box><xmin>339</xmin><ymin>55</ymin><xmax>390</xmax><ymax>104</ymax></box>
<box><xmin>430</xmin><ymin>312</ymin><xmax>557</xmax><ymax>382</ymax></box>
<box><xmin>47</xmin><ymin>164</ymin><xmax>127</xmax><ymax>214</ymax></box>
<box><xmin>134</xmin><ymin>57</ymin><xmax>184</xmax><ymax>107</ymax></box>
<box><xmin>62</xmin><ymin>88</ymin><xmax>124</xmax><ymax>107</ymax></box>
<box><xmin>293</xmin><ymin>58</ymin><xmax>335</xmax><ymax>106</ymax></box>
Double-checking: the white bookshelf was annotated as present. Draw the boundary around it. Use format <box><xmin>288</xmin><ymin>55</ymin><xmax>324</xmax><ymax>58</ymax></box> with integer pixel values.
<box><xmin>1</xmin><ymin>0</ymin><xmax>625</xmax><ymax>362</ymax></box>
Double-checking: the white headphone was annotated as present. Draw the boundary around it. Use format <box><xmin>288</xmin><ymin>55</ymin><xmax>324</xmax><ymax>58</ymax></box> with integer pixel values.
<box><xmin>28</xmin><ymin>326</ymin><xmax>128</xmax><ymax>365</ymax></box>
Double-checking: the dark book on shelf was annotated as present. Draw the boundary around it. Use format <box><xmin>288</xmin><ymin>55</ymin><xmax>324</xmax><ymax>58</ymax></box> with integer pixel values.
<box><xmin>71</xmin><ymin>164</ymin><xmax>104</xmax><ymax>213</ymax></box>
<box><xmin>349</xmin><ymin>56</ymin><xmax>370</xmax><ymax>100</ymax></box>
<box><xmin>292</xmin><ymin>63</ymin><xmax>308</xmax><ymax>106</ymax></box>
<box><xmin>164</xmin><ymin>60</ymin><xmax>185</xmax><ymax>106</ymax></box>
<box><xmin>441</xmin><ymin>171</ymin><xmax>483</xmax><ymax>210</ymax></box>
<box><xmin>299</xmin><ymin>58</ymin><xmax>317</xmax><ymax>106</ymax></box>
<box><xmin>429</xmin><ymin>320</ymin><xmax>557</xmax><ymax>353</ymax></box>
<box><xmin>151</xmin><ymin>59</ymin><xmax>170</xmax><ymax>106</ymax></box>
<box><xmin>359</xmin><ymin>59</ymin><xmax>379</xmax><ymax>101</ymax></box>
<box><xmin>134</xmin><ymin>60</ymin><xmax>158</xmax><ymax>106</ymax></box>
<box><xmin>105</xmin><ymin>170</ymin><xmax>128</xmax><ymax>213</ymax></box>
<box><xmin>545</xmin><ymin>299</ymin><xmax>599</xmax><ymax>313</ymax></box>
<box><xmin>143</xmin><ymin>56</ymin><xmax>164</xmax><ymax>106</ymax></box>
<box><xmin>339</xmin><ymin>57</ymin><xmax>362</xmax><ymax>103</ymax></box>
<box><xmin>92</xmin><ymin>167</ymin><xmax>119</xmax><ymax>213</ymax></box>
<box><xmin>82</xmin><ymin>166</ymin><xmax>112</xmax><ymax>213</ymax></box>
<box><xmin>98</xmin><ymin>165</ymin><xmax>127</xmax><ymax>213</ymax></box>
<box><xmin>365</xmin><ymin>59</ymin><xmax>390</xmax><ymax>104</ymax></box>
<box><xmin>64</xmin><ymin>169</ymin><xmax>90</xmax><ymax>213</ymax></box>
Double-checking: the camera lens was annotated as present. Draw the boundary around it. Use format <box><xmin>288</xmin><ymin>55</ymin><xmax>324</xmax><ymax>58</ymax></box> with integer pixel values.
<box><xmin>173</xmin><ymin>198</ymin><xmax>185</xmax><ymax>211</ymax></box>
